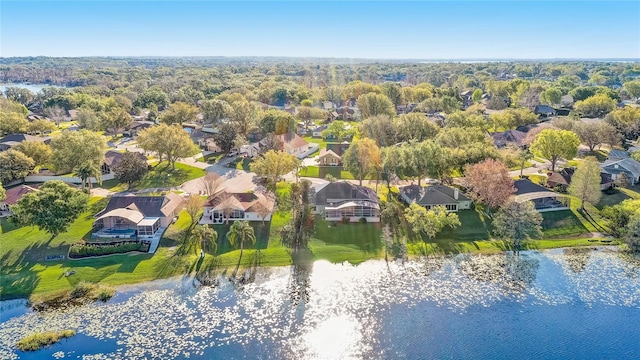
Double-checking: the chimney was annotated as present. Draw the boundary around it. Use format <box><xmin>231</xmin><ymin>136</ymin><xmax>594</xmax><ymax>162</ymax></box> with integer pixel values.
<box><xmin>454</xmin><ymin>188</ymin><xmax>459</xmax><ymax>200</ymax></box>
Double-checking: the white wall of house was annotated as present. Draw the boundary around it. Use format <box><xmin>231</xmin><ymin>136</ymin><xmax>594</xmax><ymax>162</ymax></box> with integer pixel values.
<box><xmin>201</xmin><ymin>207</ymin><xmax>272</xmax><ymax>223</ymax></box>
<box><xmin>325</xmin><ymin>215</ymin><xmax>380</xmax><ymax>223</ymax></box>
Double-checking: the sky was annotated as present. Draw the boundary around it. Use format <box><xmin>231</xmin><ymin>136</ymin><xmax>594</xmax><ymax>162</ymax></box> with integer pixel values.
<box><xmin>1</xmin><ymin>1</ymin><xmax>639</xmax><ymax>59</ymax></box>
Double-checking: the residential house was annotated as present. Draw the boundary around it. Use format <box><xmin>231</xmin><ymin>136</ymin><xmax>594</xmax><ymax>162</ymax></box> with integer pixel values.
<box><xmin>239</xmin><ymin>143</ymin><xmax>260</xmax><ymax>158</ymax></box>
<box><xmin>93</xmin><ymin>193</ymin><xmax>185</xmax><ymax>240</ymax></box>
<box><xmin>600</xmin><ymin>158</ymin><xmax>640</xmax><ymax>184</ymax></box>
<box><xmin>101</xmin><ymin>150</ymin><xmax>148</xmax><ymax>175</ymax></box>
<box><xmin>261</xmin><ymin>132</ymin><xmax>312</xmax><ymax>159</ymax></box>
<box><xmin>460</xmin><ymin>90</ymin><xmax>474</xmax><ymax>109</ymax></box>
<box><xmin>321</xmin><ymin>101</ymin><xmax>336</xmax><ymax>110</ymax></box>
<box><xmin>400</xmin><ymin>185</ymin><xmax>472</xmax><ymax>212</ymax></box>
<box><xmin>547</xmin><ymin>167</ymin><xmax>614</xmax><ymax>191</ymax></box>
<box><xmin>534</xmin><ymin>105</ymin><xmax>557</xmax><ymax>118</ymax></box>
<box><xmin>200</xmin><ymin>189</ymin><xmax>275</xmax><ymax>224</ymax></box>
<box><xmin>0</xmin><ymin>184</ymin><xmax>39</xmax><ymax>216</ymax></box>
<box><xmin>336</xmin><ymin>107</ymin><xmax>356</xmax><ymax>121</ymax></box>
<box><xmin>317</xmin><ymin>142</ymin><xmax>350</xmax><ymax>166</ymax></box>
<box><xmin>514</xmin><ymin>179</ymin><xmax>569</xmax><ymax>212</ymax></box>
<box><xmin>124</xmin><ymin>120</ymin><xmax>154</xmax><ymax>137</ymax></box>
<box><xmin>312</xmin><ymin>125</ymin><xmax>328</xmax><ymax>138</ymax></box>
<box><xmin>490</xmin><ymin>129</ymin><xmax>527</xmax><ymax>148</ymax></box>
<box><xmin>560</xmin><ymin>95</ymin><xmax>574</xmax><ymax>108</ymax></box>
<box><xmin>314</xmin><ymin>182</ymin><xmax>380</xmax><ymax>223</ymax></box>
<box><xmin>0</xmin><ymin>134</ymin><xmax>50</xmax><ymax>151</ymax></box>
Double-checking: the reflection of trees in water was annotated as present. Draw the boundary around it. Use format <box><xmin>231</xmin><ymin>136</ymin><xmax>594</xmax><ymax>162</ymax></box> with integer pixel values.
<box><xmin>288</xmin><ymin>249</ymin><xmax>312</xmax><ymax>305</ymax></box>
<box><xmin>616</xmin><ymin>251</ymin><xmax>640</xmax><ymax>279</ymax></box>
<box><xmin>563</xmin><ymin>248</ymin><xmax>592</xmax><ymax>273</ymax></box>
<box><xmin>457</xmin><ymin>253</ymin><xmax>540</xmax><ymax>294</ymax></box>
<box><xmin>422</xmin><ymin>256</ymin><xmax>445</xmax><ymax>276</ymax></box>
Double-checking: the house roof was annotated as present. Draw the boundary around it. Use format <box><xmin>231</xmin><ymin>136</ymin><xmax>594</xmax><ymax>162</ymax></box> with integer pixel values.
<box><xmin>3</xmin><ymin>185</ymin><xmax>39</xmax><ymax>205</ymax></box>
<box><xmin>547</xmin><ymin>168</ymin><xmax>575</xmax><ymax>186</ymax></box>
<box><xmin>314</xmin><ymin>182</ymin><xmax>378</xmax><ymax>205</ymax></box>
<box><xmin>608</xmin><ymin>149</ymin><xmax>630</xmax><ymax>160</ymax></box>
<box><xmin>514</xmin><ymin>179</ymin><xmax>552</xmax><ymax>195</ymax></box>
<box><xmin>601</xmin><ymin>158</ymin><xmax>640</xmax><ymax>177</ymax></box>
<box><xmin>318</xmin><ymin>149</ymin><xmax>341</xmax><ymax>160</ymax></box>
<box><xmin>0</xmin><ymin>134</ymin><xmax>50</xmax><ymax>145</ymax></box>
<box><xmin>325</xmin><ymin>142</ymin><xmax>350</xmax><ymax>156</ymax></box>
<box><xmin>204</xmin><ymin>190</ymin><xmax>275</xmax><ymax>213</ymax></box>
<box><xmin>96</xmin><ymin>193</ymin><xmax>185</xmax><ymax>219</ymax></box>
<box><xmin>279</xmin><ymin>132</ymin><xmax>308</xmax><ymax>148</ymax></box>
<box><xmin>490</xmin><ymin>129</ymin><xmax>527</xmax><ymax>147</ymax></box>
<box><xmin>313</xmin><ymin>125</ymin><xmax>328</xmax><ymax>133</ymax></box>
<box><xmin>400</xmin><ymin>185</ymin><xmax>470</xmax><ymax>206</ymax></box>
<box><xmin>103</xmin><ymin>150</ymin><xmax>147</xmax><ymax>168</ymax></box>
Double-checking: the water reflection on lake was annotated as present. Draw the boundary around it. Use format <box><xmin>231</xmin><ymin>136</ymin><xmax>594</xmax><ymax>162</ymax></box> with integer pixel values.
<box><xmin>1</xmin><ymin>248</ymin><xmax>639</xmax><ymax>359</ymax></box>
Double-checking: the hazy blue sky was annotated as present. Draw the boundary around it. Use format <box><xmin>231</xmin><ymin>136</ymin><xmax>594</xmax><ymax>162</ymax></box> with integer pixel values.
<box><xmin>1</xmin><ymin>1</ymin><xmax>639</xmax><ymax>59</ymax></box>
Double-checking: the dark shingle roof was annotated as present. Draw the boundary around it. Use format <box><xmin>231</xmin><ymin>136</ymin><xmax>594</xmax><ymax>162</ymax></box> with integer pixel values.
<box><xmin>514</xmin><ymin>179</ymin><xmax>550</xmax><ymax>195</ymax></box>
<box><xmin>96</xmin><ymin>194</ymin><xmax>184</xmax><ymax>219</ymax></box>
<box><xmin>0</xmin><ymin>134</ymin><xmax>50</xmax><ymax>144</ymax></box>
<box><xmin>400</xmin><ymin>185</ymin><xmax>470</xmax><ymax>206</ymax></box>
<box><xmin>315</xmin><ymin>182</ymin><xmax>378</xmax><ymax>205</ymax></box>
<box><xmin>104</xmin><ymin>150</ymin><xmax>147</xmax><ymax>168</ymax></box>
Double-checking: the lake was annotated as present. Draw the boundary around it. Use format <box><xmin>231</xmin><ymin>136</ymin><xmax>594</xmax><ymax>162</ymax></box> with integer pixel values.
<box><xmin>0</xmin><ymin>83</ymin><xmax>64</xmax><ymax>94</ymax></box>
<box><xmin>1</xmin><ymin>248</ymin><xmax>639</xmax><ymax>359</ymax></box>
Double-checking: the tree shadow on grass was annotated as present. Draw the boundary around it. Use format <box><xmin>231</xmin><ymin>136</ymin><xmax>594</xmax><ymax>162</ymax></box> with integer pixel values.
<box><xmin>153</xmin><ymin>255</ymin><xmax>190</xmax><ymax>279</ymax></box>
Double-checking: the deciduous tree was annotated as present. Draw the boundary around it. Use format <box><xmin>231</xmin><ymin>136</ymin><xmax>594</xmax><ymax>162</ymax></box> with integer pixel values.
<box><xmin>113</xmin><ymin>151</ymin><xmax>149</xmax><ymax>189</ymax></box>
<box><xmin>185</xmin><ymin>195</ymin><xmax>205</xmax><ymax>227</ymax></box>
<box><xmin>574</xmin><ymin>94</ymin><xmax>616</xmax><ymax>118</ymax></box>
<box><xmin>27</xmin><ymin>119</ymin><xmax>56</xmax><ymax>134</ymax></box>
<box><xmin>357</xmin><ymin>93</ymin><xmax>396</xmax><ymax>119</ymax></box>
<box><xmin>530</xmin><ymin>129</ymin><xmax>580</xmax><ymax>171</ymax></box>
<box><xmin>43</xmin><ymin>105</ymin><xmax>66</xmax><ymax>127</ymax></box>
<box><xmin>342</xmin><ymin>138</ymin><xmax>381</xmax><ymax>186</ymax></box>
<box><xmin>0</xmin><ymin>149</ymin><xmax>35</xmax><ymax>183</ymax></box>
<box><xmin>15</xmin><ymin>140</ymin><xmax>52</xmax><ymax>168</ymax></box>
<box><xmin>4</xmin><ymin>87</ymin><xmax>35</xmax><ymax>106</ymax></box>
<box><xmin>213</xmin><ymin>123</ymin><xmax>238</xmax><ymax>153</ymax></box>
<box><xmin>360</xmin><ymin>115</ymin><xmax>397</xmax><ymax>147</ymax></box>
<box><xmin>250</xmin><ymin>150</ymin><xmax>299</xmax><ymax>184</ymax></box>
<box><xmin>99</xmin><ymin>106</ymin><xmax>132</xmax><ymax>135</ymax></box>
<box><xmin>568</xmin><ymin>156</ymin><xmax>602</xmax><ymax>210</ymax></box>
<box><xmin>464</xmin><ymin>158</ymin><xmax>515</xmax><ymax>209</ymax></box>
<box><xmin>199</xmin><ymin>172</ymin><xmax>225</xmax><ymax>196</ymax></box>
<box><xmin>395</xmin><ymin>113</ymin><xmax>440</xmax><ymax>142</ymax></box>
<box><xmin>539</xmin><ymin>88</ymin><xmax>562</xmax><ymax>106</ymax></box>
<box><xmin>137</xmin><ymin>123</ymin><xmax>198</xmax><ymax>169</ymax></box>
<box><xmin>404</xmin><ymin>203</ymin><xmax>460</xmax><ymax>239</ymax></box>
<box><xmin>229</xmin><ymin>100</ymin><xmax>258</xmax><ymax>135</ymax></box>
<box><xmin>605</xmin><ymin>107</ymin><xmax>640</xmax><ymax>139</ymax></box>
<box><xmin>492</xmin><ymin>199</ymin><xmax>542</xmax><ymax>249</ymax></box>
<box><xmin>572</xmin><ymin>121</ymin><xmax>620</xmax><ymax>151</ymax></box>
<box><xmin>10</xmin><ymin>180</ymin><xmax>89</xmax><ymax>237</ymax></box>
<box><xmin>50</xmin><ymin>130</ymin><xmax>107</xmax><ymax>174</ymax></box>
<box><xmin>159</xmin><ymin>101</ymin><xmax>199</xmax><ymax>125</ymax></box>
<box><xmin>624</xmin><ymin>80</ymin><xmax>640</xmax><ymax>99</ymax></box>
<box><xmin>201</xmin><ymin>99</ymin><xmax>233</xmax><ymax>123</ymax></box>
<box><xmin>0</xmin><ymin>111</ymin><xmax>28</xmax><ymax>135</ymax></box>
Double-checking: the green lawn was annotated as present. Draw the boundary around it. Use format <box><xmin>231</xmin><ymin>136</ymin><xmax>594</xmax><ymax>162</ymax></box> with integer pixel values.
<box><xmin>541</xmin><ymin>210</ymin><xmax>589</xmax><ymax>237</ymax></box>
<box><xmin>595</xmin><ymin>186</ymin><xmax>640</xmax><ymax>210</ymax></box>
<box><xmin>433</xmin><ymin>208</ymin><xmax>493</xmax><ymax>242</ymax></box>
<box><xmin>100</xmin><ymin>162</ymin><xmax>206</xmax><ymax>192</ymax></box>
<box><xmin>310</xmin><ymin>217</ymin><xmax>383</xmax><ymax>264</ymax></box>
<box><xmin>197</xmin><ymin>152</ymin><xmax>225</xmax><ymax>164</ymax></box>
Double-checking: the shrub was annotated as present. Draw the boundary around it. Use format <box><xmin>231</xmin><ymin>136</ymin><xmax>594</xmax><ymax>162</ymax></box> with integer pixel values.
<box><xmin>69</xmin><ymin>282</ymin><xmax>92</xmax><ymax>299</ymax></box>
<box><xmin>16</xmin><ymin>330</ymin><xmax>76</xmax><ymax>351</ymax></box>
<box><xmin>341</xmin><ymin>216</ymin><xmax>350</xmax><ymax>224</ymax></box>
<box><xmin>96</xmin><ymin>287</ymin><xmax>115</xmax><ymax>302</ymax></box>
<box><xmin>359</xmin><ymin>217</ymin><xmax>367</xmax><ymax>224</ymax></box>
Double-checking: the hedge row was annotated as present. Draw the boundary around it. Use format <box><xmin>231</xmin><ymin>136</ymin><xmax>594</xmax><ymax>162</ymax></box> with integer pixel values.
<box><xmin>69</xmin><ymin>241</ymin><xmax>149</xmax><ymax>258</ymax></box>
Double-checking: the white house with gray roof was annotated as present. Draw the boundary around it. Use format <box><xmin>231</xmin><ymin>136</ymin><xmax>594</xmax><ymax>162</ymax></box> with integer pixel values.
<box><xmin>400</xmin><ymin>185</ymin><xmax>472</xmax><ymax>212</ymax></box>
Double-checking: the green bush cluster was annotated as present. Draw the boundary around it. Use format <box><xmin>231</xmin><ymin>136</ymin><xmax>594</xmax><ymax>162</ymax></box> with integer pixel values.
<box><xmin>69</xmin><ymin>241</ymin><xmax>148</xmax><ymax>258</ymax></box>
<box><xmin>16</xmin><ymin>330</ymin><xmax>76</xmax><ymax>351</ymax></box>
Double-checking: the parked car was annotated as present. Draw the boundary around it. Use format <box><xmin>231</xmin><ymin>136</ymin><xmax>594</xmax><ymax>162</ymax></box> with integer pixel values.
<box><xmin>227</xmin><ymin>150</ymin><xmax>238</xmax><ymax>157</ymax></box>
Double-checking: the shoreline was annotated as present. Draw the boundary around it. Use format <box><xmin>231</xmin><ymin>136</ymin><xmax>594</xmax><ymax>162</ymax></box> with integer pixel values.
<box><xmin>0</xmin><ymin>239</ymin><xmax>621</xmax><ymax>302</ymax></box>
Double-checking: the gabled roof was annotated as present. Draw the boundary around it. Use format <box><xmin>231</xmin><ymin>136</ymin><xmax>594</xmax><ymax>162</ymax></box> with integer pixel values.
<box><xmin>96</xmin><ymin>208</ymin><xmax>144</xmax><ymax>224</ymax></box>
<box><xmin>204</xmin><ymin>190</ymin><xmax>275</xmax><ymax>213</ymax></box>
<box><xmin>96</xmin><ymin>193</ymin><xmax>185</xmax><ymax>219</ymax></box>
<box><xmin>608</xmin><ymin>149</ymin><xmax>630</xmax><ymax>160</ymax></box>
<box><xmin>314</xmin><ymin>182</ymin><xmax>378</xmax><ymax>205</ymax></box>
<box><xmin>279</xmin><ymin>132</ymin><xmax>308</xmax><ymax>148</ymax></box>
<box><xmin>601</xmin><ymin>158</ymin><xmax>640</xmax><ymax>177</ymax></box>
<box><xmin>400</xmin><ymin>185</ymin><xmax>470</xmax><ymax>206</ymax></box>
<box><xmin>325</xmin><ymin>142</ymin><xmax>350</xmax><ymax>156</ymax></box>
<box><xmin>547</xmin><ymin>168</ymin><xmax>575</xmax><ymax>186</ymax></box>
<box><xmin>312</xmin><ymin>125</ymin><xmax>328</xmax><ymax>133</ymax></box>
<box><xmin>318</xmin><ymin>149</ymin><xmax>341</xmax><ymax>160</ymax></box>
<box><xmin>534</xmin><ymin>105</ymin><xmax>556</xmax><ymax>114</ymax></box>
<box><xmin>3</xmin><ymin>185</ymin><xmax>39</xmax><ymax>205</ymax></box>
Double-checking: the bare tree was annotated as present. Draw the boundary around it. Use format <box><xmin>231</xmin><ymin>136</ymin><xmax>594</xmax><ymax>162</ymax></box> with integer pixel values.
<box><xmin>199</xmin><ymin>172</ymin><xmax>225</xmax><ymax>196</ymax></box>
<box><xmin>185</xmin><ymin>195</ymin><xmax>205</xmax><ymax>227</ymax></box>
<box><xmin>44</xmin><ymin>105</ymin><xmax>67</xmax><ymax>127</ymax></box>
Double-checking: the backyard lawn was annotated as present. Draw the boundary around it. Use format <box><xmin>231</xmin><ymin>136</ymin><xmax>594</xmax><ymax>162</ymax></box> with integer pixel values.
<box><xmin>100</xmin><ymin>162</ymin><xmax>206</xmax><ymax>191</ymax></box>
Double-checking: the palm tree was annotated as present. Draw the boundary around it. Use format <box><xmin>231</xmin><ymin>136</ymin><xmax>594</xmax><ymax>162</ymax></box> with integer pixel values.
<box><xmin>226</xmin><ymin>221</ymin><xmax>256</xmax><ymax>279</ymax></box>
<box><xmin>190</xmin><ymin>225</ymin><xmax>218</xmax><ymax>258</ymax></box>
<box><xmin>73</xmin><ymin>162</ymin><xmax>102</xmax><ymax>190</ymax></box>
